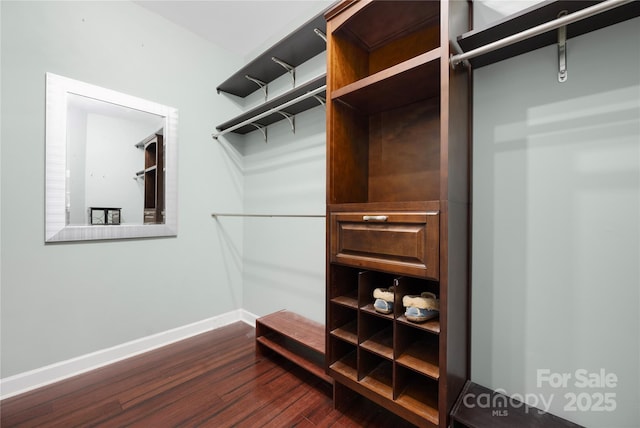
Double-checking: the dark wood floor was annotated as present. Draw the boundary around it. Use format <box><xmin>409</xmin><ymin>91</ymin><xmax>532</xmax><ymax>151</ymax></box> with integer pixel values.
<box><xmin>1</xmin><ymin>322</ymin><xmax>415</xmax><ymax>427</ymax></box>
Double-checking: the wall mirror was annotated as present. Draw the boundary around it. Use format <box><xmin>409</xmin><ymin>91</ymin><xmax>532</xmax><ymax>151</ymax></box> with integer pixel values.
<box><xmin>45</xmin><ymin>72</ymin><xmax>178</xmax><ymax>242</ymax></box>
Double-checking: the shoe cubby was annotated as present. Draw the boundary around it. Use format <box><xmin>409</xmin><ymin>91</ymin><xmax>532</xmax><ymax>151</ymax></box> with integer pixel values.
<box><xmin>359</xmin><ymin>350</ymin><xmax>394</xmax><ymax>400</ymax></box>
<box><xmin>329</xmin><ymin>340</ymin><xmax>358</xmax><ymax>382</ymax></box>
<box><xmin>358</xmin><ymin>270</ymin><xmax>396</xmax><ymax>317</ymax></box>
<box><xmin>359</xmin><ymin>312</ymin><xmax>393</xmax><ymax>360</ymax></box>
<box><xmin>326</xmin><ymin>270</ymin><xmax>442</xmax><ymax>423</ymax></box>
<box><xmin>328</xmin><ymin>265</ymin><xmax>359</xmax><ymax>309</ymax></box>
<box><xmin>329</xmin><ymin>304</ymin><xmax>358</xmax><ymax>345</ymax></box>
<box><xmin>396</xmin><ymin>324</ymin><xmax>439</xmax><ymax>381</ymax></box>
<box><xmin>395</xmin><ymin>276</ymin><xmax>441</xmax><ymax>335</ymax></box>
<box><xmin>395</xmin><ymin>365</ymin><xmax>439</xmax><ymax>426</ymax></box>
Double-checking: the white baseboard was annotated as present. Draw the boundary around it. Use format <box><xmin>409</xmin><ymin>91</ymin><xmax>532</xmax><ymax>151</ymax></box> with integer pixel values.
<box><xmin>0</xmin><ymin>309</ymin><xmax>259</xmax><ymax>400</ymax></box>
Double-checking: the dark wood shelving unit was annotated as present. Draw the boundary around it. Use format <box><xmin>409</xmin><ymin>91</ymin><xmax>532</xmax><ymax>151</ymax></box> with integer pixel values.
<box><xmin>457</xmin><ymin>0</ymin><xmax>640</xmax><ymax>68</ymax></box>
<box><xmin>325</xmin><ymin>1</ymin><xmax>470</xmax><ymax>427</ymax></box>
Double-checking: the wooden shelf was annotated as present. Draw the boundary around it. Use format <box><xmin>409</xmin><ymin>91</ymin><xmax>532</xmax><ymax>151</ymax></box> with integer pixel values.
<box><xmin>256</xmin><ymin>335</ymin><xmax>331</xmax><ymax>383</ymax></box>
<box><xmin>396</xmin><ymin>379</ymin><xmax>439</xmax><ymax>427</ymax></box>
<box><xmin>331</xmin><ymin>50</ymin><xmax>441</xmax><ymax>115</ymax></box>
<box><xmin>215</xmin><ymin>74</ymin><xmax>325</xmax><ymax>135</ymax></box>
<box><xmin>457</xmin><ymin>0</ymin><xmax>640</xmax><ymax>68</ymax></box>
<box><xmin>360</xmin><ymin>326</ymin><xmax>394</xmax><ymax>360</ymax></box>
<box><xmin>360</xmin><ymin>303</ymin><xmax>394</xmax><ymax>320</ymax></box>
<box><xmin>331</xmin><ymin>293</ymin><xmax>358</xmax><ymax>309</ymax></box>
<box><xmin>216</xmin><ymin>11</ymin><xmax>327</xmax><ymax>97</ymax></box>
<box><xmin>360</xmin><ymin>361</ymin><xmax>393</xmax><ymax>400</ymax></box>
<box><xmin>397</xmin><ymin>315</ymin><xmax>441</xmax><ymax>335</ymax></box>
<box><xmin>255</xmin><ymin>310</ymin><xmax>331</xmax><ymax>384</ymax></box>
<box><xmin>330</xmin><ymin>352</ymin><xmax>358</xmax><ymax>381</ymax></box>
<box><xmin>330</xmin><ymin>320</ymin><xmax>358</xmax><ymax>345</ymax></box>
<box><xmin>396</xmin><ymin>340</ymin><xmax>440</xmax><ymax>380</ymax></box>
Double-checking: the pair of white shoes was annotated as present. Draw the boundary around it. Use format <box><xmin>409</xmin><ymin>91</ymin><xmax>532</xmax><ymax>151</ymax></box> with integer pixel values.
<box><xmin>373</xmin><ymin>288</ymin><xmax>439</xmax><ymax>322</ymax></box>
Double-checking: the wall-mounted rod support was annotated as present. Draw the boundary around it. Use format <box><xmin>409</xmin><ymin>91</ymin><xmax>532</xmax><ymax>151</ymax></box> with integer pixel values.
<box><xmin>450</xmin><ymin>0</ymin><xmax>633</xmax><ymax>68</ymax></box>
<box><xmin>313</xmin><ymin>28</ymin><xmax>326</xmax><ymax>42</ymax></box>
<box><xmin>313</xmin><ymin>94</ymin><xmax>326</xmax><ymax>107</ymax></box>
<box><xmin>245</xmin><ymin>75</ymin><xmax>268</xmax><ymax>101</ymax></box>
<box><xmin>272</xmin><ymin>57</ymin><xmax>295</xmax><ymax>87</ymax></box>
<box><xmin>276</xmin><ymin>111</ymin><xmax>295</xmax><ymax>133</ymax></box>
<box><xmin>557</xmin><ymin>10</ymin><xmax>568</xmax><ymax>82</ymax></box>
<box><xmin>250</xmin><ymin>123</ymin><xmax>267</xmax><ymax>142</ymax></box>
<box><xmin>211</xmin><ymin>85</ymin><xmax>326</xmax><ymax>140</ymax></box>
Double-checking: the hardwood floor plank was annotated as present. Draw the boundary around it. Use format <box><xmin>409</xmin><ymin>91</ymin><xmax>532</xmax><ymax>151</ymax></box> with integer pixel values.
<box><xmin>1</xmin><ymin>322</ymin><xmax>416</xmax><ymax>427</ymax></box>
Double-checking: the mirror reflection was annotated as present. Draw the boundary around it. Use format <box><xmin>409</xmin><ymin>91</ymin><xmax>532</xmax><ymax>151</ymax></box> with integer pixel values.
<box><xmin>45</xmin><ymin>72</ymin><xmax>178</xmax><ymax>242</ymax></box>
<box><xmin>66</xmin><ymin>93</ymin><xmax>166</xmax><ymax>225</ymax></box>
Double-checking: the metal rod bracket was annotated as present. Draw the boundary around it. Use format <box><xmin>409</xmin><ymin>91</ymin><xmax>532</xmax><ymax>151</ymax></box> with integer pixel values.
<box><xmin>313</xmin><ymin>28</ymin><xmax>327</xmax><ymax>42</ymax></box>
<box><xmin>449</xmin><ymin>0</ymin><xmax>632</xmax><ymax>69</ymax></box>
<box><xmin>275</xmin><ymin>111</ymin><xmax>295</xmax><ymax>133</ymax></box>
<box><xmin>272</xmin><ymin>57</ymin><xmax>295</xmax><ymax>87</ymax></box>
<box><xmin>557</xmin><ymin>10</ymin><xmax>568</xmax><ymax>82</ymax></box>
<box><xmin>245</xmin><ymin>75</ymin><xmax>268</xmax><ymax>101</ymax></box>
<box><xmin>313</xmin><ymin>94</ymin><xmax>326</xmax><ymax>108</ymax></box>
<box><xmin>250</xmin><ymin>123</ymin><xmax>267</xmax><ymax>142</ymax></box>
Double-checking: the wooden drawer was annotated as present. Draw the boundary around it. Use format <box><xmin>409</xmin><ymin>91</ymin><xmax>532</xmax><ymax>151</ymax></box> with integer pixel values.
<box><xmin>330</xmin><ymin>210</ymin><xmax>439</xmax><ymax>280</ymax></box>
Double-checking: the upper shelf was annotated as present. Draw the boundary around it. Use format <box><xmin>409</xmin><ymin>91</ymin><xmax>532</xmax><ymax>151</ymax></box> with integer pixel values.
<box><xmin>331</xmin><ymin>49</ymin><xmax>441</xmax><ymax>115</ymax></box>
<box><xmin>457</xmin><ymin>0</ymin><xmax>640</xmax><ymax>68</ymax></box>
<box><xmin>216</xmin><ymin>12</ymin><xmax>327</xmax><ymax>98</ymax></box>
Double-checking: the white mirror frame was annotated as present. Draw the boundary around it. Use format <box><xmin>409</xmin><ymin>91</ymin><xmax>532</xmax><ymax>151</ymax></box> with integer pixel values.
<box><xmin>45</xmin><ymin>72</ymin><xmax>178</xmax><ymax>242</ymax></box>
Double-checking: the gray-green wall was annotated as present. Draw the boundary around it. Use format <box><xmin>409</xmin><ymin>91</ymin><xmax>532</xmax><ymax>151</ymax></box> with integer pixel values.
<box><xmin>471</xmin><ymin>11</ymin><xmax>640</xmax><ymax>428</ymax></box>
<box><xmin>0</xmin><ymin>0</ymin><xmax>245</xmax><ymax>377</ymax></box>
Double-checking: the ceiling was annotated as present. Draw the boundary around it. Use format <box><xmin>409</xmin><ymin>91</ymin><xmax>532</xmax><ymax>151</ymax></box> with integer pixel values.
<box><xmin>135</xmin><ymin>1</ymin><xmax>333</xmax><ymax>59</ymax></box>
<box><xmin>134</xmin><ymin>1</ymin><xmax>544</xmax><ymax>59</ymax></box>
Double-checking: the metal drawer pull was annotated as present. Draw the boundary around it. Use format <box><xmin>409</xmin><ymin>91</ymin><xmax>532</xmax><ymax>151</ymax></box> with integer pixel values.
<box><xmin>363</xmin><ymin>215</ymin><xmax>388</xmax><ymax>222</ymax></box>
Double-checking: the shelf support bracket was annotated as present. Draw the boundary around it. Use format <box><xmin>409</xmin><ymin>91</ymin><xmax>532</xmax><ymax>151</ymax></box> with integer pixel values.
<box><xmin>313</xmin><ymin>28</ymin><xmax>327</xmax><ymax>42</ymax></box>
<box><xmin>245</xmin><ymin>75</ymin><xmax>268</xmax><ymax>101</ymax></box>
<box><xmin>313</xmin><ymin>94</ymin><xmax>326</xmax><ymax>108</ymax></box>
<box><xmin>557</xmin><ymin>10</ymin><xmax>568</xmax><ymax>82</ymax></box>
<box><xmin>275</xmin><ymin>111</ymin><xmax>295</xmax><ymax>134</ymax></box>
<box><xmin>272</xmin><ymin>57</ymin><xmax>295</xmax><ymax>88</ymax></box>
<box><xmin>249</xmin><ymin>123</ymin><xmax>267</xmax><ymax>142</ymax></box>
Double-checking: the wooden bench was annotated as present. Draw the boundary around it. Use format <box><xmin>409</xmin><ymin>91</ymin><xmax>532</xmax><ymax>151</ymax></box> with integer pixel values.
<box><xmin>255</xmin><ymin>310</ymin><xmax>332</xmax><ymax>385</ymax></box>
<box><xmin>450</xmin><ymin>381</ymin><xmax>584</xmax><ymax>428</ymax></box>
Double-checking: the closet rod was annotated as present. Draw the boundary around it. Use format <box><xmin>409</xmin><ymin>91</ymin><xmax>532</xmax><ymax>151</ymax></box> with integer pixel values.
<box><xmin>212</xmin><ymin>85</ymin><xmax>326</xmax><ymax>140</ymax></box>
<box><xmin>450</xmin><ymin>0</ymin><xmax>632</xmax><ymax>67</ymax></box>
<box><xmin>212</xmin><ymin>213</ymin><xmax>325</xmax><ymax>218</ymax></box>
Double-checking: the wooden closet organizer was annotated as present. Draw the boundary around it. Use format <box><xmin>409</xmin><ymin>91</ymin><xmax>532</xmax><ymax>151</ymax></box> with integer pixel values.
<box><xmin>324</xmin><ymin>1</ymin><xmax>471</xmax><ymax>427</ymax></box>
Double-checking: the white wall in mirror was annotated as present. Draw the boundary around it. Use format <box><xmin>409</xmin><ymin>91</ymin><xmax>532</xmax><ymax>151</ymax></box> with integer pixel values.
<box><xmin>45</xmin><ymin>72</ymin><xmax>179</xmax><ymax>242</ymax></box>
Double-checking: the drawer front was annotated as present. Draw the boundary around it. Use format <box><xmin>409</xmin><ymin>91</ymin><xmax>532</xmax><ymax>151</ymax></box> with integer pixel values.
<box><xmin>330</xmin><ymin>211</ymin><xmax>439</xmax><ymax>279</ymax></box>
